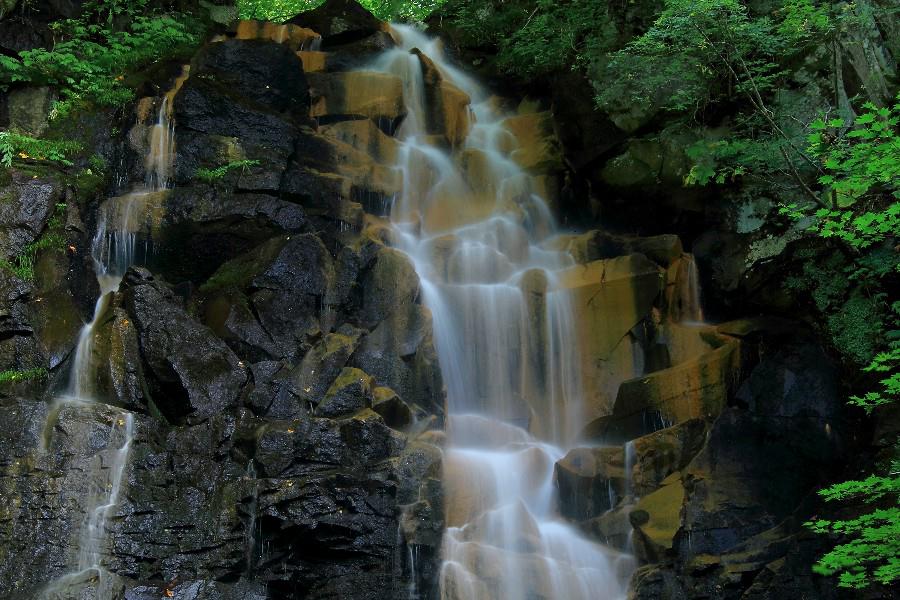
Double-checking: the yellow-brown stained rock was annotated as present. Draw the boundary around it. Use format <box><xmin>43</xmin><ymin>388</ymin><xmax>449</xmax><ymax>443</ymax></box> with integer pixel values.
<box><xmin>236</xmin><ymin>20</ymin><xmax>321</xmax><ymax>50</ymax></box>
<box><xmin>296</xmin><ymin>50</ymin><xmax>327</xmax><ymax>73</ymax></box>
<box><xmin>556</xmin><ymin>254</ymin><xmax>664</xmax><ymax>416</ymax></box>
<box><xmin>308</xmin><ymin>71</ymin><xmax>405</xmax><ymax>123</ymax></box>
<box><xmin>502</xmin><ymin>111</ymin><xmax>564</xmax><ymax>174</ymax></box>
<box><xmin>435</xmin><ymin>81</ymin><xmax>472</xmax><ymax>148</ymax></box>
<box><xmin>612</xmin><ymin>338</ymin><xmax>742</xmax><ymax>426</ymax></box>
<box><xmin>320</xmin><ymin>119</ymin><xmax>399</xmax><ymax>165</ymax></box>
<box><xmin>631</xmin><ymin>472</ymin><xmax>685</xmax><ymax>562</ymax></box>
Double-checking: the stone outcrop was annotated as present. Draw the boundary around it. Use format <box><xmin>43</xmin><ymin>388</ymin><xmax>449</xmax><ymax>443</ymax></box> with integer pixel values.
<box><xmin>0</xmin><ymin>1</ymin><xmax>868</xmax><ymax>599</ymax></box>
<box><xmin>0</xmin><ymin>5</ymin><xmax>447</xmax><ymax>598</ymax></box>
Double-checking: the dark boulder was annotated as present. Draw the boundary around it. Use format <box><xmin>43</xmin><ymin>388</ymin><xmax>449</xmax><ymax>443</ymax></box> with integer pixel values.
<box><xmin>249</xmin><ymin>234</ymin><xmax>336</xmax><ymax>360</ymax></box>
<box><xmin>112</xmin><ymin>413</ymin><xmax>249</xmax><ymax>583</ymax></box>
<box><xmin>315</xmin><ymin>366</ymin><xmax>374</xmax><ymax>417</ymax></box>
<box><xmin>123</xmin><ymin>268</ymin><xmax>248</xmax><ymax>424</ymax></box>
<box><xmin>173</xmin><ymin>40</ymin><xmax>310</xmax><ymax>185</ymax></box>
<box><xmin>245</xmin><ymin>360</ymin><xmax>300</xmax><ymax>419</ymax></box>
<box><xmin>288</xmin><ymin>0</ymin><xmax>385</xmax><ymax>44</ymax></box>
<box><xmin>0</xmin><ymin>171</ymin><xmax>59</xmax><ymax>258</ymax></box>
<box><xmin>734</xmin><ymin>341</ymin><xmax>841</xmax><ymax>422</ymax></box>
<box><xmin>191</xmin><ymin>39</ymin><xmax>309</xmax><ymax>114</ymax></box>
<box><xmin>158</xmin><ymin>185</ymin><xmax>307</xmax><ymax>284</ymax></box>
<box><xmin>680</xmin><ymin>405</ymin><xmax>838</xmax><ymax>559</ymax></box>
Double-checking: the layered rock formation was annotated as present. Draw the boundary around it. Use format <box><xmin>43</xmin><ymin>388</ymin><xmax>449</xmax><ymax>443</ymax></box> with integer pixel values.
<box><xmin>1</xmin><ymin>4</ymin><xmax>446</xmax><ymax>598</ymax></box>
<box><xmin>0</xmin><ymin>1</ymin><xmax>861</xmax><ymax>599</ymax></box>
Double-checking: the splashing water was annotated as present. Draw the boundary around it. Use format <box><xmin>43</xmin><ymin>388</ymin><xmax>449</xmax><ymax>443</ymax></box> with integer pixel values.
<box><xmin>375</xmin><ymin>24</ymin><xmax>634</xmax><ymax>600</ymax></box>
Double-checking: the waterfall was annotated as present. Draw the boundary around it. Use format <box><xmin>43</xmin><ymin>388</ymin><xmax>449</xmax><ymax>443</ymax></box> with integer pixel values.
<box><xmin>40</xmin><ymin>70</ymin><xmax>186</xmax><ymax>600</ymax></box>
<box><xmin>376</xmin><ymin>25</ymin><xmax>634</xmax><ymax>600</ymax></box>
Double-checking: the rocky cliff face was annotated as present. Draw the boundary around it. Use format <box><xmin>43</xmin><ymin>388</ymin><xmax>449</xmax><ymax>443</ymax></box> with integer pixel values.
<box><xmin>0</xmin><ymin>4</ymin><xmax>446</xmax><ymax>598</ymax></box>
<box><xmin>0</xmin><ymin>1</ymin><xmax>877</xmax><ymax>599</ymax></box>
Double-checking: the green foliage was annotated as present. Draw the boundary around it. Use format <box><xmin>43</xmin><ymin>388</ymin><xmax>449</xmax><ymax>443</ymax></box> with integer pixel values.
<box><xmin>784</xmin><ymin>252</ymin><xmax>885</xmax><ymax>365</ymax></box>
<box><xmin>439</xmin><ymin>0</ymin><xmax>616</xmax><ymax>78</ymax></box>
<box><xmin>598</xmin><ymin>0</ymin><xmax>786</xmax><ymax>114</ymax></box>
<box><xmin>807</xmin><ymin>475</ymin><xmax>900</xmax><ymax>588</ymax></box>
<box><xmin>0</xmin><ymin>203</ymin><xmax>67</xmax><ymax>280</ymax></box>
<box><xmin>238</xmin><ymin>0</ymin><xmax>321</xmax><ymax>22</ymax></box>
<box><xmin>778</xmin><ymin>93</ymin><xmax>900</xmax><ymax>591</ymax></box>
<box><xmin>777</xmin><ymin>0</ymin><xmax>833</xmax><ymax>41</ymax></box>
<box><xmin>849</xmin><ymin>347</ymin><xmax>900</xmax><ymax>413</ymax></box>
<box><xmin>236</xmin><ymin>0</ymin><xmax>443</xmax><ymax>22</ymax></box>
<box><xmin>0</xmin><ymin>131</ymin><xmax>82</xmax><ymax>167</ymax></box>
<box><xmin>195</xmin><ymin>159</ymin><xmax>261</xmax><ymax>184</ymax></box>
<box><xmin>0</xmin><ymin>2</ymin><xmax>202</xmax><ymax>115</ymax></box>
<box><xmin>0</xmin><ymin>368</ymin><xmax>48</xmax><ymax>384</ymax></box>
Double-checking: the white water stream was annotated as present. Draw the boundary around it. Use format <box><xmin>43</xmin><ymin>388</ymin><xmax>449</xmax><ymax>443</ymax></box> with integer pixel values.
<box><xmin>41</xmin><ymin>72</ymin><xmax>186</xmax><ymax>599</ymax></box>
<box><xmin>376</xmin><ymin>25</ymin><xmax>634</xmax><ymax>600</ymax></box>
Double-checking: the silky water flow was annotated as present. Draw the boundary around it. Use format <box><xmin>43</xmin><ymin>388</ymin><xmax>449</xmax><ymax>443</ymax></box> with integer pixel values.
<box><xmin>41</xmin><ymin>69</ymin><xmax>188</xmax><ymax>600</ymax></box>
<box><xmin>375</xmin><ymin>26</ymin><xmax>635</xmax><ymax>600</ymax></box>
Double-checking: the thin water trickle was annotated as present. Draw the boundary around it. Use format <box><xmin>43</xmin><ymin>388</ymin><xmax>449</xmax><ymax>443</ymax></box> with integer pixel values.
<box><xmin>624</xmin><ymin>440</ymin><xmax>637</xmax><ymax>500</ymax></box>
<box><xmin>41</xmin><ymin>73</ymin><xmax>186</xmax><ymax>599</ymax></box>
<box><xmin>377</xmin><ymin>24</ymin><xmax>634</xmax><ymax>600</ymax></box>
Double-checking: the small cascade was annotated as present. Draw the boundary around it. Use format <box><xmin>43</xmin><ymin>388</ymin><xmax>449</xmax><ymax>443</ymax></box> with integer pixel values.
<box><xmin>669</xmin><ymin>253</ymin><xmax>704</xmax><ymax>323</ymax></box>
<box><xmin>244</xmin><ymin>459</ymin><xmax>260</xmax><ymax>574</ymax></box>
<box><xmin>376</xmin><ymin>25</ymin><xmax>633</xmax><ymax>600</ymax></box>
<box><xmin>623</xmin><ymin>440</ymin><xmax>637</xmax><ymax>500</ymax></box>
<box><xmin>75</xmin><ymin>413</ymin><xmax>135</xmax><ymax>581</ymax></box>
<box><xmin>41</xmin><ymin>73</ymin><xmax>185</xmax><ymax>600</ymax></box>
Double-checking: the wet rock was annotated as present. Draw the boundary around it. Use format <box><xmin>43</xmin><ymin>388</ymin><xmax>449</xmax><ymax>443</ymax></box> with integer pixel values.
<box><xmin>359</xmin><ymin>246</ymin><xmax>419</xmax><ymax>327</ymax></box>
<box><xmin>125</xmin><ymin>580</ymin><xmax>269</xmax><ymax>600</ymax></box>
<box><xmin>191</xmin><ymin>39</ymin><xmax>309</xmax><ymax>115</ymax></box>
<box><xmin>0</xmin><ymin>170</ymin><xmax>59</xmax><ymax>257</ymax></box>
<box><xmin>734</xmin><ymin>341</ymin><xmax>840</xmax><ymax>422</ymax></box>
<box><xmin>583</xmin><ymin>503</ymin><xmax>633</xmax><ymax>549</ymax></box>
<box><xmin>287</xmin><ymin>0</ymin><xmax>386</xmax><ymax>42</ymax></box>
<box><xmin>320</xmin><ymin>118</ymin><xmax>399</xmax><ymax>165</ymax></box>
<box><xmin>556</xmin><ymin>446</ymin><xmax>625</xmax><ymax>520</ymax></box>
<box><xmin>91</xmin><ymin>306</ymin><xmax>149</xmax><ymax>411</ymax></box>
<box><xmin>255</xmin><ymin>410</ymin><xmax>404</xmax><ymax>477</ymax></box>
<box><xmin>160</xmin><ymin>186</ymin><xmax>307</xmax><ymax>283</ymax></box>
<box><xmin>351</xmin><ymin>303</ymin><xmax>444</xmax><ymax>416</ymax></box>
<box><xmin>412</xmin><ymin>49</ymin><xmax>472</xmax><ymax>148</ymax></box>
<box><xmin>308</xmin><ymin>71</ymin><xmax>405</xmax><ymax>126</ymax></box>
<box><xmin>113</xmin><ymin>414</ymin><xmax>248</xmax><ymax>583</ymax></box>
<box><xmin>502</xmin><ymin>110</ymin><xmax>564</xmax><ymax>174</ymax></box>
<box><xmin>557</xmin><ymin>230</ymin><xmax>684</xmax><ymax>267</ymax></box>
<box><xmin>630</xmin><ymin>472</ymin><xmax>686</xmax><ymax>563</ymax></box>
<box><xmin>631</xmin><ymin>418</ymin><xmax>706</xmax><ymax>497</ymax></box>
<box><xmin>6</xmin><ymin>85</ymin><xmax>54</xmax><ymax>135</ymax></box>
<box><xmin>173</xmin><ymin>40</ymin><xmax>308</xmax><ymax>186</ymax></box>
<box><xmin>0</xmin><ymin>266</ymin><xmax>46</xmax><ymax>385</ymax></box>
<box><xmin>680</xmin><ymin>407</ymin><xmax>838</xmax><ymax>560</ymax></box>
<box><xmin>603</xmin><ymin>338</ymin><xmax>742</xmax><ymax>441</ymax></box>
<box><xmin>201</xmin><ymin>234</ymin><xmax>336</xmax><ymax>363</ymax></box>
<box><xmin>235</xmin><ymin>19</ymin><xmax>321</xmax><ymax>51</ymax></box>
<box><xmin>175</xmin><ymin>77</ymin><xmax>301</xmax><ymax>157</ymax></box>
<box><xmin>557</xmin><ymin>254</ymin><xmax>664</xmax><ymax>415</ymax></box>
<box><xmin>123</xmin><ymin>269</ymin><xmax>248</xmax><ymax>423</ymax></box>
<box><xmin>275</xmin><ymin>132</ymin><xmax>398</xmax><ymax>230</ymax></box>
<box><xmin>0</xmin><ymin>399</ymin><xmax>130</xmax><ymax>597</ymax></box>
<box><xmin>371</xmin><ymin>385</ymin><xmax>413</xmax><ymax>428</ymax></box>
<box><xmin>290</xmin><ymin>326</ymin><xmax>364</xmax><ymax>407</ymax></box>
<box><xmin>629</xmin><ymin>564</ymin><xmax>688</xmax><ymax>600</ymax></box>
<box><xmin>245</xmin><ymin>360</ymin><xmax>299</xmax><ymax>419</ymax></box>
<box><xmin>316</xmin><ymin>366</ymin><xmax>374</xmax><ymax>417</ymax></box>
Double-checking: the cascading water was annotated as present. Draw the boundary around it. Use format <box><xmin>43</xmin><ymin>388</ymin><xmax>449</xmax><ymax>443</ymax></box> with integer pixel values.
<box><xmin>376</xmin><ymin>26</ymin><xmax>634</xmax><ymax>599</ymax></box>
<box><xmin>41</xmin><ymin>71</ymin><xmax>187</xmax><ymax>600</ymax></box>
